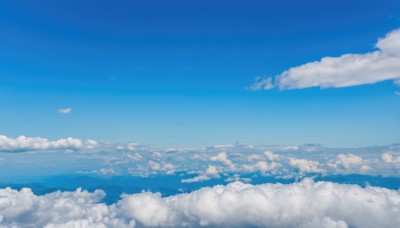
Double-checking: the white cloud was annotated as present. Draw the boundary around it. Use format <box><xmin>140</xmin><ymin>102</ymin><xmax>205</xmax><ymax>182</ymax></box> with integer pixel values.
<box><xmin>289</xmin><ymin>158</ymin><xmax>325</xmax><ymax>173</ymax></box>
<box><xmin>281</xmin><ymin>145</ymin><xmax>299</xmax><ymax>151</ymax></box>
<box><xmin>250</xmin><ymin>29</ymin><xmax>400</xmax><ymax>90</ymax></box>
<box><xmin>0</xmin><ymin>187</ymin><xmax>133</xmax><ymax>228</ymax></box>
<box><xmin>328</xmin><ymin>154</ymin><xmax>363</xmax><ymax>169</ymax></box>
<box><xmin>210</xmin><ymin>152</ymin><xmax>235</xmax><ymax>170</ymax></box>
<box><xmin>382</xmin><ymin>152</ymin><xmax>400</xmax><ymax>165</ymax></box>
<box><xmin>328</xmin><ymin>154</ymin><xmax>370</xmax><ymax>173</ymax></box>
<box><xmin>2</xmin><ymin>179</ymin><xmax>400</xmax><ymax>227</ymax></box>
<box><xmin>264</xmin><ymin>151</ymin><xmax>280</xmax><ymax>160</ymax></box>
<box><xmin>84</xmin><ymin>139</ymin><xmax>98</xmax><ymax>149</ymax></box>
<box><xmin>127</xmin><ymin>153</ymin><xmax>143</xmax><ymax>161</ymax></box>
<box><xmin>58</xmin><ymin>107</ymin><xmax>72</xmax><ymax>114</ymax></box>
<box><xmin>148</xmin><ymin>161</ymin><xmax>176</xmax><ymax>175</ymax></box>
<box><xmin>242</xmin><ymin>161</ymin><xmax>280</xmax><ymax>174</ymax></box>
<box><xmin>0</xmin><ymin>135</ymin><xmax>89</xmax><ymax>152</ymax></box>
<box><xmin>181</xmin><ymin>165</ymin><xmax>220</xmax><ymax>183</ymax></box>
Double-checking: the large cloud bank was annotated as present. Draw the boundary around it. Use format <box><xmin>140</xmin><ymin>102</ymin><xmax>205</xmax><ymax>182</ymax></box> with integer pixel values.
<box><xmin>249</xmin><ymin>29</ymin><xmax>400</xmax><ymax>90</ymax></box>
<box><xmin>1</xmin><ymin>179</ymin><xmax>400</xmax><ymax>227</ymax></box>
<box><xmin>0</xmin><ymin>135</ymin><xmax>97</xmax><ymax>152</ymax></box>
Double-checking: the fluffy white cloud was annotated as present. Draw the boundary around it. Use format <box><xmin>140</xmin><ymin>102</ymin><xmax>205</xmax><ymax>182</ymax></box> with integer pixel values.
<box><xmin>0</xmin><ymin>135</ymin><xmax>83</xmax><ymax>151</ymax></box>
<box><xmin>382</xmin><ymin>152</ymin><xmax>400</xmax><ymax>165</ymax></box>
<box><xmin>148</xmin><ymin>161</ymin><xmax>176</xmax><ymax>174</ymax></box>
<box><xmin>85</xmin><ymin>139</ymin><xmax>98</xmax><ymax>149</ymax></box>
<box><xmin>0</xmin><ymin>187</ymin><xmax>133</xmax><ymax>228</ymax></box>
<box><xmin>0</xmin><ymin>135</ymin><xmax>95</xmax><ymax>152</ymax></box>
<box><xmin>328</xmin><ymin>154</ymin><xmax>371</xmax><ymax>173</ymax></box>
<box><xmin>58</xmin><ymin>108</ymin><xmax>72</xmax><ymax>114</ymax></box>
<box><xmin>1</xmin><ymin>179</ymin><xmax>400</xmax><ymax>227</ymax></box>
<box><xmin>250</xmin><ymin>29</ymin><xmax>400</xmax><ymax>90</ymax></box>
<box><xmin>289</xmin><ymin>158</ymin><xmax>325</xmax><ymax>173</ymax></box>
<box><xmin>242</xmin><ymin>161</ymin><xmax>280</xmax><ymax>174</ymax></box>
<box><xmin>264</xmin><ymin>151</ymin><xmax>280</xmax><ymax>161</ymax></box>
<box><xmin>181</xmin><ymin>165</ymin><xmax>220</xmax><ymax>183</ymax></box>
<box><xmin>210</xmin><ymin>152</ymin><xmax>235</xmax><ymax>170</ymax></box>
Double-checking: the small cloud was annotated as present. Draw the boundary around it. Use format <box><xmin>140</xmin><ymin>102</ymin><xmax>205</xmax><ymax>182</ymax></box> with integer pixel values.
<box><xmin>396</xmin><ymin>91</ymin><xmax>400</xmax><ymax>96</ymax></box>
<box><xmin>58</xmin><ymin>108</ymin><xmax>72</xmax><ymax>114</ymax></box>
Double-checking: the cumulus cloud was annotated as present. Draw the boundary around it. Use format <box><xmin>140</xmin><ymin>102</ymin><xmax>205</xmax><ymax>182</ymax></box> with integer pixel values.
<box><xmin>382</xmin><ymin>152</ymin><xmax>400</xmax><ymax>165</ymax></box>
<box><xmin>0</xmin><ymin>187</ymin><xmax>133</xmax><ymax>228</ymax></box>
<box><xmin>85</xmin><ymin>139</ymin><xmax>98</xmax><ymax>149</ymax></box>
<box><xmin>148</xmin><ymin>161</ymin><xmax>176</xmax><ymax>175</ymax></box>
<box><xmin>250</xmin><ymin>28</ymin><xmax>400</xmax><ymax>90</ymax></box>
<box><xmin>289</xmin><ymin>158</ymin><xmax>325</xmax><ymax>173</ymax></box>
<box><xmin>58</xmin><ymin>107</ymin><xmax>72</xmax><ymax>114</ymax></box>
<box><xmin>181</xmin><ymin>165</ymin><xmax>220</xmax><ymax>183</ymax></box>
<box><xmin>242</xmin><ymin>161</ymin><xmax>280</xmax><ymax>174</ymax></box>
<box><xmin>0</xmin><ymin>135</ymin><xmax>98</xmax><ymax>152</ymax></box>
<box><xmin>210</xmin><ymin>152</ymin><xmax>235</xmax><ymax>170</ymax></box>
<box><xmin>1</xmin><ymin>179</ymin><xmax>400</xmax><ymax>227</ymax></box>
<box><xmin>328</xmin><ymin>154</ymin><xmax>370</xmax><ymax>173</ymax></box>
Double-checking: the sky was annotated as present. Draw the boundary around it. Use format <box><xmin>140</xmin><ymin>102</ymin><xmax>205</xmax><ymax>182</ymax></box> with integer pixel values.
<box><xmin>2</xmin><ymin>1</ymin><xmax>400</xmax><ymax>227</ymax></box>
<box><xmin>0</xmin><ymin>0</ymin><xmax>400</xmax><ymax>147</ymax></box>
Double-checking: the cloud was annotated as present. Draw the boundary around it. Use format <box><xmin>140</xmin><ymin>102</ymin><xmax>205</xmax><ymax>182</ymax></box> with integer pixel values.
<box><xmin>328</xmin><ymin>154</ymin><xmax>371</xmax><ymax>173</ymax></box>
<box><xmin>250</xmin><ymin>29</ymin><xmax>400</xmax><ymax>90</ymax></box>
<box><xmin>58</xmin><ymin>108</ymin><xmax>72</xmax><ymax>114</ymax></box>
<box><xmin>0</xmin><ymin>135</ymin><xmax>97</xmax><ymax>152</ymax></box>
<box><xmin>181</xmin><ymin>165</ymin><xmax>220</xmax><ymax>183</ymax></box>
<box><xmin>2</xmin><ymin>135</ymin><xmax>400</xmax><ymax>178</ymax></box>
<box><xmin>210</xmin><ymin>152</ymin><xmax>235</xmax><ymax>170</ymax></box>
<box><xmin>85</xmin><ymin>139</ymin><xmax>98</xmax><ymax>149</ymax></box>
<box><xmin>148</xmin><ymin>161</ymin><xmax>176</xmax><ymax>175</ymax></box>
<box><xmin>242</xmin><ymin>161</ymin><xmax>280</xmax><ymax>174</ymax></box>
<box><xmin>382</xmin><ymin>152</ymin><xmax>400</xmax><ymax>165</ymax></box>
<box><xmin>79</xmin><ymin>168</ymin><xmax>117</xmax><ymax>175</ymax></box>
<box><xmin>289</xmin><ymin>158</ymin><xmax>325</xmax><ymax>173</ymax></box>
<box><xmin>247</xmin><ymin>76</ymin><xmax>274</xmax><ymax>90</ymax></box>
<box><xmin>2</xmin><ymin>179</ymin><xmax>400</xmax><ymax>227</ymax></box>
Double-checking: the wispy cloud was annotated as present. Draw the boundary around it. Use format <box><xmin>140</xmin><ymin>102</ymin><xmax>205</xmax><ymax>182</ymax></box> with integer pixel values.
<box><xmin>58</xmin><ymin>107</ymin><xmax>72</xmax><ymax>114</ymax></box>
<box><xmin>249</xmin><ymin>28</ymin><xmax>400</xmax><ymax>90</ymax></box>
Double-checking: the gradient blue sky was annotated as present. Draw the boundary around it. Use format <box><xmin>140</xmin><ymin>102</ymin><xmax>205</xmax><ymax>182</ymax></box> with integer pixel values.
<box><xmin>1</xmin><ymin>0</ymin><xmax>399</xmax><ymax>147</ymax></box>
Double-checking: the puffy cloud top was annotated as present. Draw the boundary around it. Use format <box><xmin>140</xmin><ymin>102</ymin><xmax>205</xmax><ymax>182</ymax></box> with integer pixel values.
<box><xmin>1</xmin><ymin>179</ymin><xmax>400</xmax><ymax>227</ymax></box>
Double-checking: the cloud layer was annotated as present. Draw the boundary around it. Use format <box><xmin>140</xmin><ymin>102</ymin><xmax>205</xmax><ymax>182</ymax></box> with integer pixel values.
<box><xmin>250</xmin><ymin>29</ymin><xmax>400</xmax><ymax>90</ymax></box>
<box><xmin>1</xmin><ymin>179</ymin><xmax>400</xmax><ymax>227</ymax></box>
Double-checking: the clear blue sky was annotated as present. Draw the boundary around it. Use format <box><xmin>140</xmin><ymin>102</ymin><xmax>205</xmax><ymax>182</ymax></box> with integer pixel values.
<box><xmin>0</xmin><ymin>0</ymin><xmax>399</xmax><ymax>147</ymax></box>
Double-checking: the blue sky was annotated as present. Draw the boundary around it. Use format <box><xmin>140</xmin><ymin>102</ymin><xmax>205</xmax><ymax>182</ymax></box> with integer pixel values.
<box><xmin>1</xmin><ymin>0</ymin><xmax>400</xmax><ymax>147</ymax></box>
